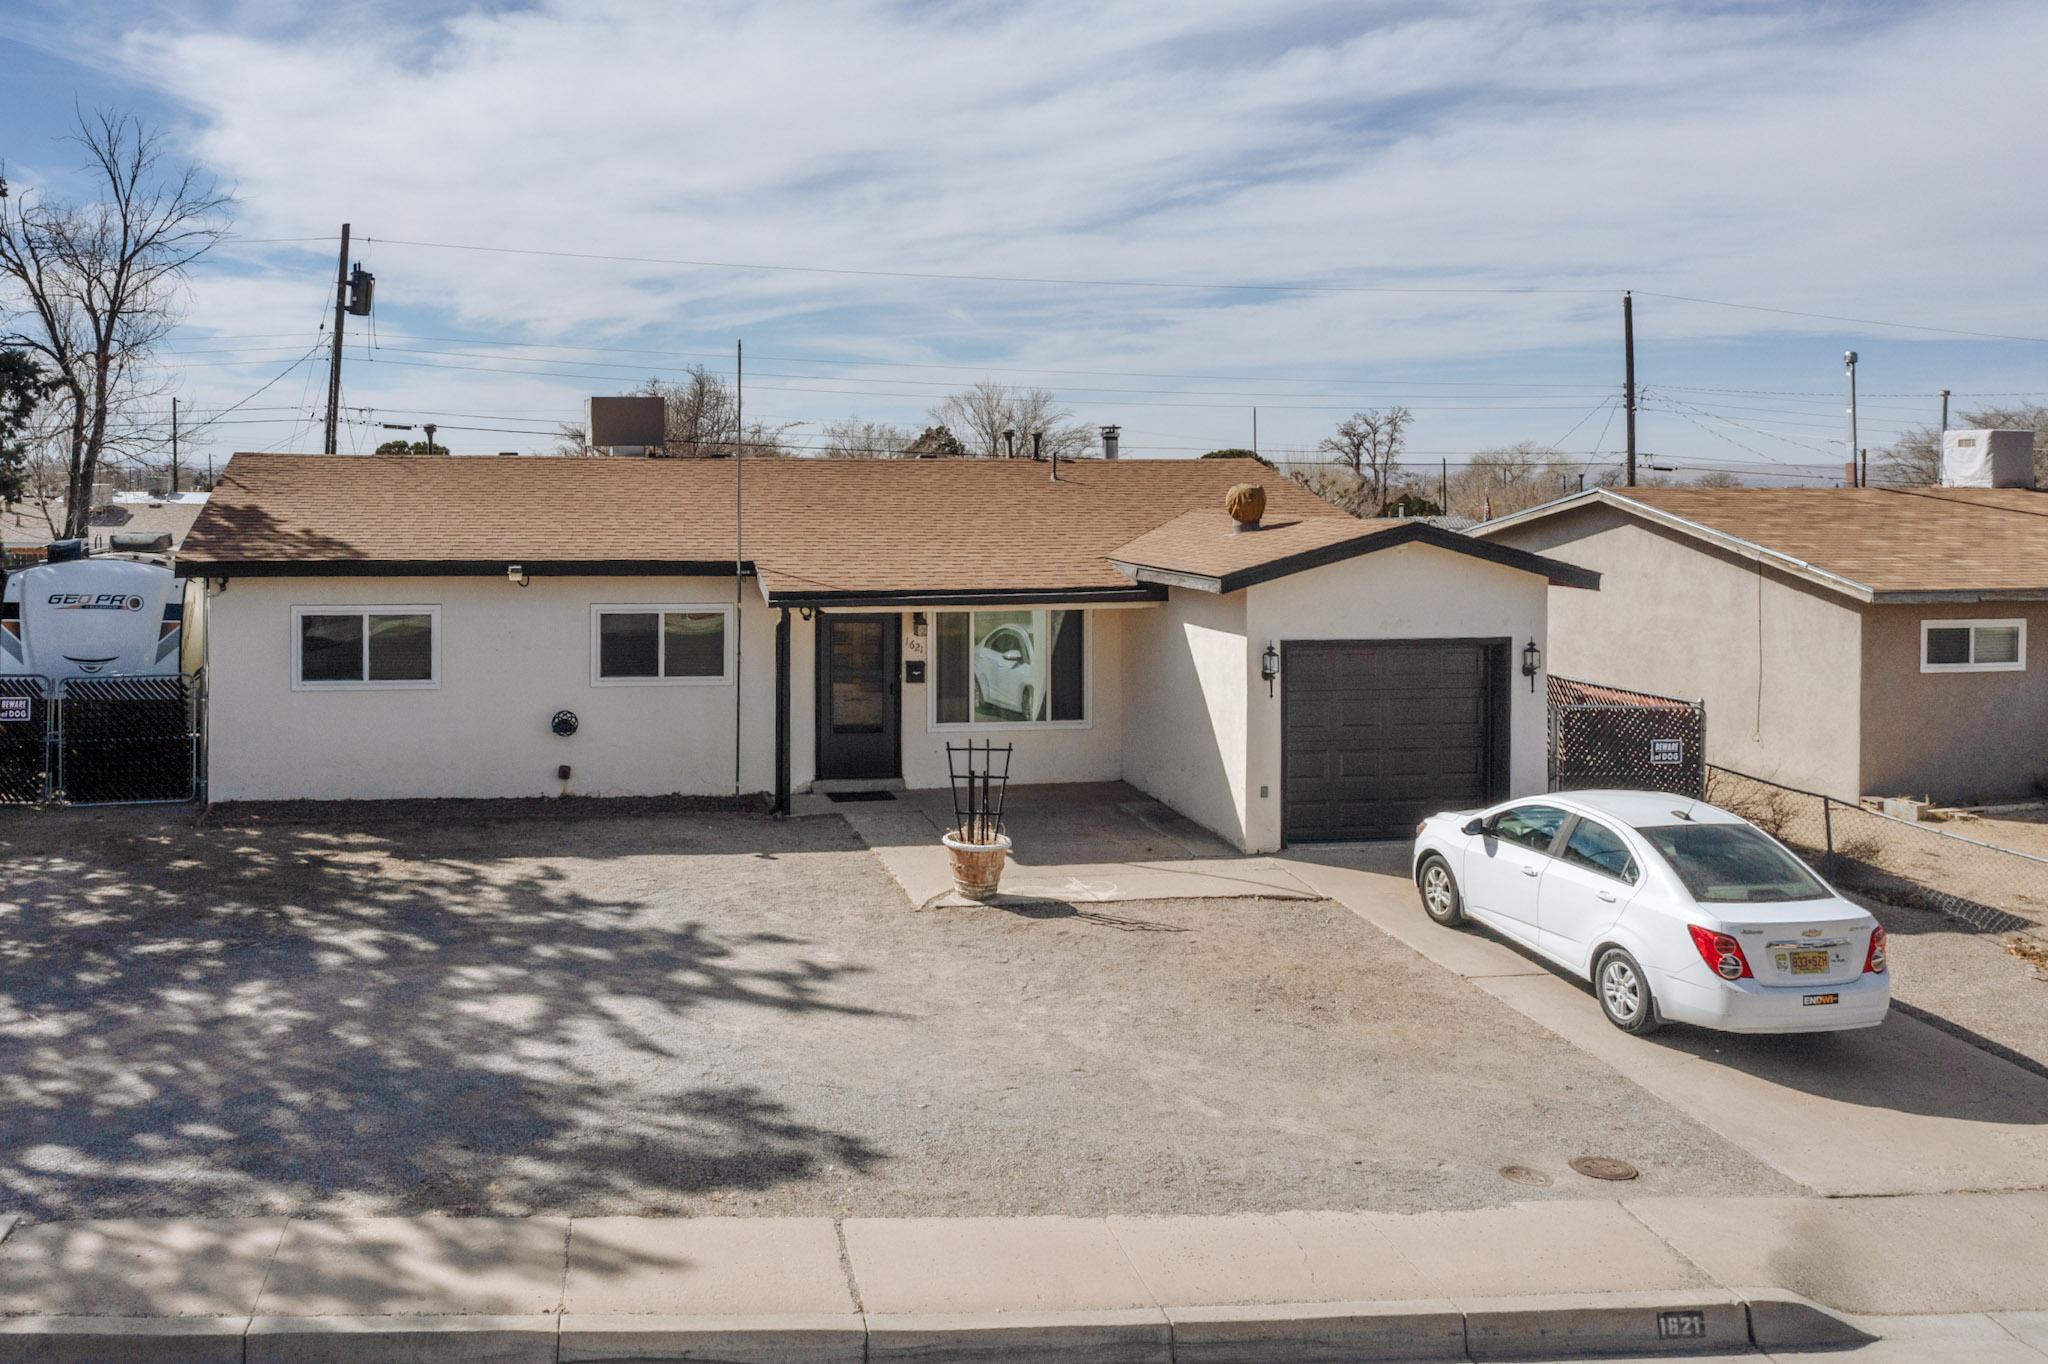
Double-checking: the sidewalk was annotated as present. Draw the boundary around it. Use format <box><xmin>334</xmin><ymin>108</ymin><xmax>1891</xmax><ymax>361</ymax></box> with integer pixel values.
<box><xmin>3</xmin><ymin>1192</ymin><xmax>2045</xmax><ymax>1361</ymax></box>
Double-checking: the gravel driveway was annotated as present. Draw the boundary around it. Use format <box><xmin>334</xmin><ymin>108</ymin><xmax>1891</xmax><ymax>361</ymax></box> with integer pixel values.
<box><xmin>0</xmin><ymin>803</ymin><xmax>1791</xmax><ymax>1222</ymax></box>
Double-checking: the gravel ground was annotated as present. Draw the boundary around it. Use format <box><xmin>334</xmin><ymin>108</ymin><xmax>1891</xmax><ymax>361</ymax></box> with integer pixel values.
<box><xmin>1857</xmin><ymin>892</ymin><xmax>2048</xmax><ymax>1076</ymax></box>
<box><xmin>0</xmin><ymin>803</ymin><xmax>1792</xmax><ymax>1223</ymax></box>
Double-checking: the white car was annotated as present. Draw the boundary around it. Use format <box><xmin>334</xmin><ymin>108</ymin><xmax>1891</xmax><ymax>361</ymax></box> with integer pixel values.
<box><xmin>973</xmin><ymin>623</ymin><xmax>1039</xmax><ymax>719</ymax></box>
<box><xmin>1411</xmin><ymin>790</ymin><xmax>1889</xmax><ymax>1035</ymax></box>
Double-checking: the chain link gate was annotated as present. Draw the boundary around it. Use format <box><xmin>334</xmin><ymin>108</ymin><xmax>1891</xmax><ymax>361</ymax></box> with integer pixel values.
<box><xmin>0</xmin><ymin>671</ymin><xmax>204</xmax><ymax>806</ymax></box>
<box><xmin>1547</xmin><ymin>676</ymin><xmax>1705</xmax><ymax>799</ymax></box>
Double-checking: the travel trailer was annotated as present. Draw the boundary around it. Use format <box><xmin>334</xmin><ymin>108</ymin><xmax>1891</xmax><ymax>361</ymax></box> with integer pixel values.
<box><xmin>0</xmin><ymin>538</ymin><xmax>186</xmax><ymax>680</ymax></box>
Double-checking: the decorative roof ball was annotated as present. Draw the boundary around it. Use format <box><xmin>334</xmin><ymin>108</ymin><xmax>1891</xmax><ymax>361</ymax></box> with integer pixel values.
<box><xmin>1225</xmin><ymin>483</ymin><xmax>1267</xmax><ymax>525</ymax></box>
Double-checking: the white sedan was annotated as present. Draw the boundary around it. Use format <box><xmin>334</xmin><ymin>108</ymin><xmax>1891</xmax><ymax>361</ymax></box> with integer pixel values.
<box><xmin>1412</xmin><ymin>790</ymin><xmax>1889</xmax><ymax>1035</ymax></box>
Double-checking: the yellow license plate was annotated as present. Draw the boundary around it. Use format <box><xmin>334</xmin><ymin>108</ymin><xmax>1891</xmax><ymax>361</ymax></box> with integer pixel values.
<box><xmin>1789</xmin><ymin>950</ymin><xmax>1829</xmax><ymax>974</ymax></box>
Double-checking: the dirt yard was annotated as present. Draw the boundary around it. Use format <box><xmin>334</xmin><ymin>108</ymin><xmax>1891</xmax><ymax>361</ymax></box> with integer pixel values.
<box><xmin>0</xmin><ymin>802</ymin><xmax>1794</xmax><ymax>1224</ymax></box>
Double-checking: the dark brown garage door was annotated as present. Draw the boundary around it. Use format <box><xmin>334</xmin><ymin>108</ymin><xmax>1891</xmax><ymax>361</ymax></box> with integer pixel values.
<box><xmin>1282</xmin><ymin>638</ymin><xmax>1508</xmax><ymax>842</ymax></box>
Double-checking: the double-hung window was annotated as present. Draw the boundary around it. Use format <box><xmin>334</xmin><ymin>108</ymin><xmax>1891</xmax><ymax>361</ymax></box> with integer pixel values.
<box><xmin>293</xmin><ymin>607</ymin><xmax>439</xmax><ymax>689</ymax></box>
<box><xmin>592</xmin><ymin>605</ymin><xmax>732</xmax><ymax>684</ymax></box>
<box><xmin>932</xmin><ymin>608</ymin><xmax>1087</xmax><ymax>726</ymax></box>
<box><xmin>1921</xmin><ymin>619</ymin><xmax>2025</xmax><ymax>673</ymax></box>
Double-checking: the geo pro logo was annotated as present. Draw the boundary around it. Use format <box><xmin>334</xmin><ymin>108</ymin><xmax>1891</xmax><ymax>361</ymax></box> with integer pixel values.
<box><xmin>46</xmin><ymin>592</ymin><xmax>144</xmax><ymax>611</ymax></box>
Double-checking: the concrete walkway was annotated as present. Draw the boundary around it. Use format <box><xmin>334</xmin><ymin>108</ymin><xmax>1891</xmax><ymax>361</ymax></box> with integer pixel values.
<box><xmin>824</xmin><ymin>781</ymin><xmax>1319</xmax><ymax>908</ymax></box>
<box><xmin>3</xmin><ymin>1193</ymin><xmax>2045</xmax><ymax>1361</ymax></box>
<box><xmin>1282</xmin><ymin>844</ymin><xmax>2048</xmax><ymax>1200</ymax></box>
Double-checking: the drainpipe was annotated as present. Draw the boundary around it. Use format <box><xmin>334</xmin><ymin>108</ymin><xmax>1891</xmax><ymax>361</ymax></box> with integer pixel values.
<box><xmin>774</xmin><ymin>606</ymin><xmax>791</xmax><ymax>815</ymax></box>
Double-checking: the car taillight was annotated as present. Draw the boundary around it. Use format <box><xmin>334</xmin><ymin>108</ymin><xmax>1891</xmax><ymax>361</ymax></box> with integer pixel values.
<box><xmin>1688</xmin><ymin>924</ymin><xmax>1753</xmax><ymax>980</ymax></box>
<box><xmin>1864</xmin><ymin>924</ymin><xmax>1887</xmax><ymax>974</ymax></box>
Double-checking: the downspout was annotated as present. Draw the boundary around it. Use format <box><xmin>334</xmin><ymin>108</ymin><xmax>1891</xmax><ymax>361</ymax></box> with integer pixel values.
<box><xmin>774</xmin><ymin>606</ymin><xmax>791</xmax><ymax>815</ymax></box>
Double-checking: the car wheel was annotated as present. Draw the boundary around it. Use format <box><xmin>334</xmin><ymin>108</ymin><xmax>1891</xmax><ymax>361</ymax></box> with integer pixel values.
<box><xmin>1594</xmin><ymin>948</ymin><xmax>1661</xmax><ymax>1034</ymax></box>
<box><xmin>1417</xmin><ymin>855</ymin><xmax>1466</xmax><ymax>927</ymax></box>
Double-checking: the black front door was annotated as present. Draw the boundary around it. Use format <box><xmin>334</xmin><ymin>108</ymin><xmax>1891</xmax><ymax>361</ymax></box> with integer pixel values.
<box><xmin>816</xmin><ymin>613</ymin><xmax>901</xmax><ymax>780</ymax></box>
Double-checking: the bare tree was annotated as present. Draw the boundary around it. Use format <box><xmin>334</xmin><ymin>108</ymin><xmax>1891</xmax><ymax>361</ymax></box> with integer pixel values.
<box><xmin>1317</xmin><ymin>407</ymin><xmax>1412</xmax><ymax>514</ymax></box>
<box><xmin>1878</xmin><ymin>403</ymin><xmax>2048</xmax><ymax>487</ymax></box>
<box><xmin>0</xmin><ymin>112</ymin><xmax>230</xmax><ymax>538</ymax></box>
<box><xmin>929</xmin><ymin>380</ymin><xmax>1096</xmax><ymax>460</ymax></box>
<box><xmin>1446</xmin><ymin>441</ymin><xmax>1577</xmax><ymax>520</ymax></box>
<box><xmin>626</xmin><ymin>370</ymin><xmax>797</xmax><ymax>458</ymax></box>
<box><xmin>819</xmin><ymin>417</ymin><xmax>912</xmax><ymax>458</ymax></box>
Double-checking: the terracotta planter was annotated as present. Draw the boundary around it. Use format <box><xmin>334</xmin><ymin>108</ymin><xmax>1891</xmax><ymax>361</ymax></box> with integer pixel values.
<box><xmin>941</xmin><ymin>831</ymin><xmax>1012</xmax><ymax>901</ymax></box>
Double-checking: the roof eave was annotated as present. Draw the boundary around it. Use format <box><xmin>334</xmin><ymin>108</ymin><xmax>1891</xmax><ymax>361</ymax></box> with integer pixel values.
<box><xmin>174</xmin><ymin>558</ymin><xmax>751</xmax><ymax>579</ymax></box>
<box><xmin>762</xmin><ymin>583</ymin><xmax>1167</xmax><ymax>608</ymax></box>
<box><xmin>1113</xmin><ymin>520</ymin><xmax>1600</xmax><ymax>594</ymax></box>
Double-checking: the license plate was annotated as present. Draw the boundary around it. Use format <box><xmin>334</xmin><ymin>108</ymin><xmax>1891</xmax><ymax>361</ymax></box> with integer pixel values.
<box><xmin>1802</xmin><ymin>993</ymin><xmax>1839</xmax><ymax>1007</ymax></box>
<box><xmin>1788</xmin><ymin>950</ymin><xmax>1829</xmax><ymax>974</ymax></box>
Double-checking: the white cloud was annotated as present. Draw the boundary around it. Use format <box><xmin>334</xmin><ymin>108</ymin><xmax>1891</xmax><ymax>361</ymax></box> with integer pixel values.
<box><xmin>26</xmin><ymin>0</ymin><xmax>2046</xmax><ymax>468</ymax></box>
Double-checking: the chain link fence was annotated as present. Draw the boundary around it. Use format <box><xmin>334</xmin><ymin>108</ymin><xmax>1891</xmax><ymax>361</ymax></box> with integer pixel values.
<box><xmin>0</xmin><ymin>671</ymin><xmax>204</xmax><ymax>806</ymax></box>
<box><xmin>1548</xmin><ymin>676</ymin><xmax>1706</xmax><ymax>800</ymax></box>
<box><xmin>1705</xmin><ymin>765</ymin><xmax>2048</xmax><ymax>935</ymax></box>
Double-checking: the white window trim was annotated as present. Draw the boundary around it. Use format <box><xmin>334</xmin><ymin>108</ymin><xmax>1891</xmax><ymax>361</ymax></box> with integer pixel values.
<box><xmin>927</xmin><ymin>608</ymin><xmax>1094</xmax><ymax>733</ymax></box>
<box><xmin>591</xmin><ymin>603</ymin><xmax>735</xmax><ymax>686</ymax></box>
<box><xmin>1920</xmin><ymin>618</ymin><xmax>2027</xmax><ymax>674</ymax></box>
<box><xmin>292</xmin><ymin>605</ymin><xmax>441</xmax><ymax>691</ymax></box>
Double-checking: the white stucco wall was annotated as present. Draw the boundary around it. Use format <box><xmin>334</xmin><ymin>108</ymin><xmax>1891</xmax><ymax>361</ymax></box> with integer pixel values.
<box><xmin>1239</xmin><ymin>541</ymin><xmax>1552</xmax><ymax>852</ymax></box>
<box><xmin>204</xmin><ymin>575</ymin><xmax>777</xmax><ymax>801</ymax></box>
<box><xmin>1120</xmin><ymin>590</ymin><xmax>1250</xmax><ymax>845</ymax></box>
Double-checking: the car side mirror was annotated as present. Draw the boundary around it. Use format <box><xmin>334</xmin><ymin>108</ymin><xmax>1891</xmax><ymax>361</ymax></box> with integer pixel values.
<box><xmin>1461</xmin><ymin>817</ymin><xmax>1487</xmax><ymax>837</ymax></box>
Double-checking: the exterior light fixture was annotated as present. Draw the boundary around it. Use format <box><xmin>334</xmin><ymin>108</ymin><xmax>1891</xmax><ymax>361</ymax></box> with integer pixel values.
<box><xmin>507</xmin><ymin>564</ymin><xmax>529</xmax><ymax>587</ymax></box>
<box><xmin>912</xmin><ymin>611</ymin><xmax>928</xmax><ymax>637</ymax></box>
<box><xmin>1522</xmin><ymin>637</ymin><xmax>1541</xmax><ymax>691</ymax></box>
<box><xmin>1261</xmin><ymin>642</ymin><xmax>1279</xmax><ymax>697</ymax></box>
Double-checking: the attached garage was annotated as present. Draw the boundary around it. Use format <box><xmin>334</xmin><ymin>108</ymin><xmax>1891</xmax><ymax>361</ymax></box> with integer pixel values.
<box><xmin>1281</xmin><ymin>638</ymin><xmax>1509</xmax><ymax>841</ymax></box>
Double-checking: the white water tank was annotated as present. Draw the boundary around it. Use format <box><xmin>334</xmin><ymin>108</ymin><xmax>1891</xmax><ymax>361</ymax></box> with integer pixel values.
<box><xmin>1940</xmin><ymin>429</ymin><xmax>2035</xmax><ymax>488</ymax></box>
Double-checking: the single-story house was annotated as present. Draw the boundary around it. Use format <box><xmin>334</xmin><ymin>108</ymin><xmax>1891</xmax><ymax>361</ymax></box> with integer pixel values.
<box><xmin>178</xmin><ymin>453</ymin><xmax>1595</xmax><ymax>848</ymax></box>
<box><xmin>1476</xmin><ymin>481</ymin><xmax>2048</xmax><ymax>803</ymax></box>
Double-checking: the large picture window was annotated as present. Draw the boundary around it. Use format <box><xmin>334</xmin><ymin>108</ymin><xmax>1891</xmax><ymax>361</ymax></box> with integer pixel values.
<box><xmin>293</xmin><ymin>607</ymin><xmax>438</xmax><ymax>689</ymax></box>
<box><xmin>1921</xmin><ymin>619</ymin><xmax>2025</xmax><ymax>673</ymax></box>
<box><xmin>933</xmin><ymin>609</ymin><xmax>1086</xmax><ymax>726</ymax></box>
<box><xmin>592</xmin><ymin>605</ymin><xmax>731</xmax><ymax>684</ymax></box>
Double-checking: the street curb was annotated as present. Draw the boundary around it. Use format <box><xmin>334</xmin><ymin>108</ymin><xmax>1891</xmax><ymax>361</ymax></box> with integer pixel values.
<box><xmin>0</xmin><ymin>1314</ymin><xmax>247</xmax><ymax>1364</ymax></box>
<box><xmin>1164</xmin><ymin>1298</ymin><xmax>1465</xmax><ymax>1362</ymax></box>
<box><xmin>244</xmin><ymin>1313</ymin><xmax>559</xmax><ymax>1364</ymax></box>
<box><xmin>0</xmin><ymin>1290</ymin><xmax>1884</xmax><ymax>1363</ymax></box>
<box><xmin>865</xmin><ymin>1307</ymin><xmax>1171</xmax><ymax>1363</ymax></box>
<box><xmin>559</xmin><ymin>1311</ymin><xmax>866</xmax><ymax>1362</ymax></box>
<box><xmin>1460</xmin><ymin>1289</ymin><xmax>1747</xmax><ymax>1359</ymax></box>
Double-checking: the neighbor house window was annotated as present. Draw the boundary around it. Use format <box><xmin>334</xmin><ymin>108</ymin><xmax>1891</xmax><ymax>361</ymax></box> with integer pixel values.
<box><xmin>1921</xmin><ymin>619</ymin><xmax>2025</xmax><ymax>673</ymax></box>
<box><xmin>592</xmin><ymin>605</ymin><xmax>731</xmax><ymax>684</ymax></box>
<box><xmin>293</xmin><ymin>607</ymin><xmax>439</xmax><ymax>689</ymax></box>
<box><xmin>933</xmin><ymin>609</ymin><xmax>1086</xmax><ymax>726</ymax></box>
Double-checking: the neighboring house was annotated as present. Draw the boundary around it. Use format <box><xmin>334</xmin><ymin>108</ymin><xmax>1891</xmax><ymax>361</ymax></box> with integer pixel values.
<box><xmin>179</xmin><ymin>454</ymin><xmax>1594</xmax><ymax>848</ymax></box>
<box><xmin>3</xmin><ymin>492</ymin><xmax>209</xmax><ymax>560</ymax></box>
<box><xmin>1476</xmin><ymin>481</ymin><xmax>2048</xmax><ymax>803</ymax></box>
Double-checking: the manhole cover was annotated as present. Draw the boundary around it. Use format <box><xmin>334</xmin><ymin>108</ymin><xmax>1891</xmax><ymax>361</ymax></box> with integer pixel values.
<box><xmin>1570</xmin><ymin>1156</ymin><xmax>1640</xmax><ymax>1181</ymax></box>
<box><xmin>1498</xmin><ymin>1165</ymin><xmax>1553</xmax><ymax>1187</ymax></box>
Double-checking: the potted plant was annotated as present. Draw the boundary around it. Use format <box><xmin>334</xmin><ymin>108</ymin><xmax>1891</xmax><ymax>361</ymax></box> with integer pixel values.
<box><xmin>943</xmin><ymin>741</ymin><xmax>1013</xmax><ymax>901</ymax></box>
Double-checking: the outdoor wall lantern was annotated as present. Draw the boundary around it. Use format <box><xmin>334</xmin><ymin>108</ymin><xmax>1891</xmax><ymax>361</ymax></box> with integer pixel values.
<box><xmin>1522</xmin><ymin>637</ymin><xmax>1542</xmax><ymax>692</ymax></box>
<box><xmin>1261</xmin><ymin>642</ymin><xmax>1279</xmax><ymax>697</ymax></box>
<box><xmin>912</xmin><ymin>611</ymin><xmax>928</xmax><ymax>637</ymax></box>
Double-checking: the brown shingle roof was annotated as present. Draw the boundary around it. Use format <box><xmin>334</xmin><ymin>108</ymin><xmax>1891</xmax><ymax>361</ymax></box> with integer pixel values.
<box><xmin>1479</xmin><ymin>485</ymin><xmax>2048</xmax><ymax>600</ymax></box>
<box><xmin>1110</xmin><ymin>508</ymin><xmax>1599</xmax><ymax>592</ymax></box>
<box><xmin>178</xmin><ymin>453</ymin><xmax>1351</xmax><ymax>599</ymax></box>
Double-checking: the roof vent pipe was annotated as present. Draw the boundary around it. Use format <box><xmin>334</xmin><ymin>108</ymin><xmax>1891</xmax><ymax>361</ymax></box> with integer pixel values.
<box><xmin>1100</xmin><ymin>425</ymin><xmax>1120</xmax><ymax>461</ymax></box>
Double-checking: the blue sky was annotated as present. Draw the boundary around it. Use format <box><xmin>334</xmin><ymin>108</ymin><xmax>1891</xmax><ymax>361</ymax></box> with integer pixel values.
<box><xmin>3</xmin><ymin>0</ymin><xmax>2045</xmax><ymax>478</ymax></box>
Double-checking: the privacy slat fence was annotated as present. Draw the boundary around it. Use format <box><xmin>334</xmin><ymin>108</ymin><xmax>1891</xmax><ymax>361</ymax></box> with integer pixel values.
<box><xmin>1547</xmin><ymin>676</ymin><xmax>1706</xmax><ymax>800</ymax></box>
<box><xmin>0</xmin><ymin>671</ymin><xmax>204</xmax><ymax>806</ymax></box>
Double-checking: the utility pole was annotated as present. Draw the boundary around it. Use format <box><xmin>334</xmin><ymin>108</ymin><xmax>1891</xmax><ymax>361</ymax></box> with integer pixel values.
<box><xmin>1844</xmin><ymin>351</ymin><xmax>1859</xmax><ymax>487</ymax></box>
<box><xmin>323</xmin><ymin>223</ymin><xmax>350</xmax><ymax>455</ymax></box>
<box><xmin>1940</xmin><ymin>388</ymin><xmax>1951</xmax><ymax>434</ymax></box>
<box><xmin>1252</xmin><ymin>407</ymin><xmax>1259</xmax><ymax>458</ymax></box>
<box><xmin>1440</xmin><ymin>458</ymin><xmax>1448</xmax><ymax>512</ymax></box>
<box><xmin>1623</xmin><ymin>292</ymin><xmax>1637</xmax><ymax>487</ymax></box>
<box><xmin>169</xmin><ymin>397</ymin><xmax>179</xmax><ymax>494</ymax></box>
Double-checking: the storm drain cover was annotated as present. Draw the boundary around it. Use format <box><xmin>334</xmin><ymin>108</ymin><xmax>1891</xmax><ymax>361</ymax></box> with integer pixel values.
<box><xmin>1498</xmin><ymin>1165</ymin><xmax>1553</xmax><ymax>1187</ymax></box>
<box><xmin>1570</xmin><ymin>1156</ymin><xmax>1640</xmax><ymax>1181</ymax></box>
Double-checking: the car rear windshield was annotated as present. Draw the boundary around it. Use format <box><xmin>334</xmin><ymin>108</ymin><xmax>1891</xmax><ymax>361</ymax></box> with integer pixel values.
<box><xmin>1637</xmin><ymin>823</ymin><xmax>1830</xmax><ymax>903</ymax></box>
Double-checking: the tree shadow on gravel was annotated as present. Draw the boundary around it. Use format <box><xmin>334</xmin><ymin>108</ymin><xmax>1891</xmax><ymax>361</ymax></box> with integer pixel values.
<box><xmin>0</xmin><ymin>805</ymin><xmax>891</xmax><ymax>1223</ymax></box>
